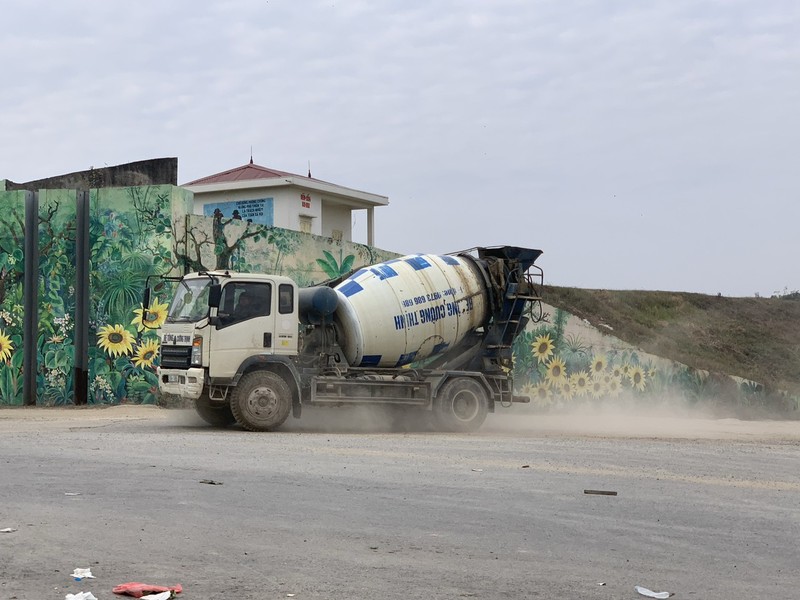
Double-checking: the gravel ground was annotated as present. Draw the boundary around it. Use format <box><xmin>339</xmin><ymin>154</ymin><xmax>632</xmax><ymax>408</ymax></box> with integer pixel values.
<box><xmin>0</xmin><ymin>405</ymin><xmax>798</xmax><ymax>600</ymax></box>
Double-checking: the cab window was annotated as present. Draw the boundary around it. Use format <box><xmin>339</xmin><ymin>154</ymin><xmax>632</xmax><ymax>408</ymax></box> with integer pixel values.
<box><xmin>278</xmin><ymin>284</ymin><xmax>294</xmax><ymax>314</ymax></box>
<box><xmin>219</xmin><ymin>282</ymin><xmax>271</xmax><ymax>326</ymax></box>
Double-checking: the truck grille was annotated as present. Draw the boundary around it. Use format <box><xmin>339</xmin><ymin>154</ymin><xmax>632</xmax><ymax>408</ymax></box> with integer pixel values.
<box><xmin>160</xmin><ymin>345</ymin><xmax>192</xmax><ymax>369</ymax></box>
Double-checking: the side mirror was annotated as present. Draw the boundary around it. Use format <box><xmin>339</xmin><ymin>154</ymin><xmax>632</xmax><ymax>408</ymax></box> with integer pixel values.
<box><xmin>208</xmin><ymin>284</ymin><xmax>222</xmax><ymax>308</ymax></box>
<box><xmin>142</xmin><ymin>288</ymin><xmax>151</xmax><ymax>312</ymax></box>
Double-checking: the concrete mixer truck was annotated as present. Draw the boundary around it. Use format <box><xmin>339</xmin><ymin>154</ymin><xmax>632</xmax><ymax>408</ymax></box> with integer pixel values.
<box><xmin>148</xmin><ymin>246</ymin><xmax>543</xmax><ymax>432</ymax></box>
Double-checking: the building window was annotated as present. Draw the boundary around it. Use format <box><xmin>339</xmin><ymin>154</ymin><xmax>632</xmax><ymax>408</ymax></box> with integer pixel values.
<box><xmin>299</xmin><ymin>215</ymin><xmax>313</xmax><ymax>234</ymax></box>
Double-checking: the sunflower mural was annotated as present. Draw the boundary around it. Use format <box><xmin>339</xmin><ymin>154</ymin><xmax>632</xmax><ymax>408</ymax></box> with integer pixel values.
<box><xmin>132</xmin><ymin>298</ymin><xmax>169</xmax><ymax>331</ymax></box>
<box><xmin>0</xmin><ymin>330</ymin><xmax>13</xmax><ymax>362</ymax></box>
<box><xmin>90</xmin><ymin>306</ymin><xmax>162</xmax><ymax>404</ymax></box>
<box><xmin>132</xmin><ymin>339</ymin><xmax>160</xmax><ymax>369</ymax></box>
<box><xmin>85</xmin><ymin>186</ymin><xmax>185</xmax><ymax>405</ymax></box>
<box><xmin>97</xmin><ymin>324</ymin><xmax>135</xmax><ymax>358</ymax></box>
<box><xmin>510</xmin><ymin>307</ymin><xmax>665</xmax><ymax>410</ymax></box>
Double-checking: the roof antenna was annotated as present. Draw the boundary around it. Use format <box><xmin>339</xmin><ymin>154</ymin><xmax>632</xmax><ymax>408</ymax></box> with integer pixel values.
<box><xmin>308</xmin><ymin>160</ymin><xmax>312</xmax><ymax>178</ymax></box>
<box><xmin>250</xmin><ymin>146</ymin><xmax>254</xmax><ymax>165</ymax></box>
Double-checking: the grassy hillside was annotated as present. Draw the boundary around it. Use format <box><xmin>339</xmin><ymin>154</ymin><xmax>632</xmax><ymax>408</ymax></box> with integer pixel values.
<box><xmin>542</xmin><ymin>286</ymin><xmax>800</xmax><ymax>397</ymax></box>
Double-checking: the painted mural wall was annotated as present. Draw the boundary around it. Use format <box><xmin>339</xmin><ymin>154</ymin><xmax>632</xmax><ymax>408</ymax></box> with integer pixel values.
<box><xmin>0</xmin><ymin>191</ymin><xmax>26</xmax><ymax>404</ymax></box>
<box><xmin>87</xmin><ymin>186</ymin><xmax>192</xmax><ymax>405</ymax></box>
<box><xmin>0</xmin><ymin>185</ymin><xmax>190</xmax><ymax>406</ymax></box>
<box><xmin>0</xmin><ymin>185</ymin><xmax>795</xmax><ymax>413</ymax></box>
<box><xmin>0</xmin><ymin>189</ymin><xmax>396</xmax><ymax>406</ymax></box>
<box><xmin>180</xmin><ymin>213</ymin><xmax>397</xmax><ymax>285</ymax></box>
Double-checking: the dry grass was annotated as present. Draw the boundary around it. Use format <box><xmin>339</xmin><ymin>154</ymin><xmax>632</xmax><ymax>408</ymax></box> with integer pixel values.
<box><xmin>543</xmin><ymin>285</ymin><xmax>800</xmax><ymax>396</ymax></box>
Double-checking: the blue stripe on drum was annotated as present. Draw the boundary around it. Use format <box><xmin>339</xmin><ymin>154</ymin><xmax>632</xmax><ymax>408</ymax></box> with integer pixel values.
<box><xmin>338</xmin><ymin>280</ymin><xmax>364</xmax><ymax>297</ymax></box>
<box><xmin>360</xmin><ymin>355</ymin><xmax>382</xmax><ymax>367</ymax></box>
<box><xmin>395</xmin><ymin>352</ymin><xmax>417</xmax><ymax>367</ymax></box>
<box><xmin>432</xmin><ymin>342</ymin><xmax>450</xmax><ymax>355</ymax></box>
<box><xmin>370</xmin><ymin>264</ymin><xmax>398</xmax><ymax>280</ymax></box>
<box><xmin>405</xmin><ymin>256</ymin><xmax>431</xmax><ymax>270</ymax></box>
<box><xmin>441</xmin><ymin>255</ymin><xmax>460</xmax><ymax>266</ymax></box>
<box><xmin>346</xmin><ymin>268</ymin><xmax>367</xmax><ymax>281</ymax></box>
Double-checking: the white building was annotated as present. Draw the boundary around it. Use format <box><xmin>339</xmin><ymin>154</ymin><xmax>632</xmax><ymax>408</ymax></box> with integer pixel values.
<box><xmin>183</xmin><ymin>160</ymin><xmax>388</xmax><ymax>245</ymax></box>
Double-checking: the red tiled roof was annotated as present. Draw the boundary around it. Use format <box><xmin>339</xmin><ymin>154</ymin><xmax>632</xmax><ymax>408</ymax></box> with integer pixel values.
<box><xmin>184</xmin><ymin>161</ymin><xmax>322</xmax><ymax>186</ymax></box>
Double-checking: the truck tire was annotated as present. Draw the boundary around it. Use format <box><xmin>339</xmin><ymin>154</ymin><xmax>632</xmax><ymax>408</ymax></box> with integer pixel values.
<box><xmin>434</xmin><ymin>377</ymin><xmax>489</xmax><ymax>432</ymax></box>
<box><xmin>195</xmin><ymin>393</ymin><xmax>236</xmax><ymax>427</ymax></box>
<box><xmin>230</xmin><ymin>370</ymin><xmax>292</xmax><ymax>432</ymax></box>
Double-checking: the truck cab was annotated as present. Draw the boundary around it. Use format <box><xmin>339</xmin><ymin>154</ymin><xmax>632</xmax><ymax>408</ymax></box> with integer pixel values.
<box><xmin>157</xmin><ymin>272</ymin><xmax>299</xmax><ymax>400</ymax></box>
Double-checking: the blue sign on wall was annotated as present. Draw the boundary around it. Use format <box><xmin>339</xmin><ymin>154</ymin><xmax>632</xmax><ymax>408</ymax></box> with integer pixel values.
<box><xmin>203</xmin><ymin>198</ymin><xmax>274</xmax><ymax>226</ymax></box>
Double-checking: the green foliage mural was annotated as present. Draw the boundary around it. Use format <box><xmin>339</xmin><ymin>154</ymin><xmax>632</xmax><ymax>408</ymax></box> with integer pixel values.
<box><xmin>36</xmin><ymin>190</ymin><xmax>78</xmax><ymax>404</ymax></box>
<box><xmin>0</xmin><ymin>185</ymin><xmax>191</xmax><ymax>406</ymax></box>
<box><xmin>0</xmin><ymin>192</ymin><xmax>25</xmax><ymax>404</ymax></box>
<box><xmin>316</xmin><ymin>249</ymin><xmax>355</xmax><ymax>279</ymax></box>
<box><xmin>87</xmin><ymin>186</ymin><xmax>190</xmax><ymax>405</ymax></box>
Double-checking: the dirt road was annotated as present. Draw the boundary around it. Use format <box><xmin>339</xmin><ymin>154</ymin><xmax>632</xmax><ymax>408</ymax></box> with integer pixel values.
<box><xmin>1</xmin><ymin>406</ymin><xmax>798</xmax><ymax>599</ymax></box>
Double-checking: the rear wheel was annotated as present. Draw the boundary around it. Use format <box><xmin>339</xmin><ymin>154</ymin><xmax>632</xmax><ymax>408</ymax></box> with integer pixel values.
<box><xmin>231</xmin><ymin>370</ymin><xmax>292</xmax><ymax>431</ymax></box>
<box><xmin>195</xmin><ymin>393</ymin><xmax>235</xmax><ymax>427</ymax></box>
<box><xmin>434</xmin><ymin>377</ymin><xmax>489</xmax><ymax>432</ymax></box>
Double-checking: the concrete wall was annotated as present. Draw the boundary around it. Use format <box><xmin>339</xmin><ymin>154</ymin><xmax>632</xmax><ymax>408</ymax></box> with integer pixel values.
<box><xmin>320</xmin><ymin>202</ymin><xmax>351</xmax><ymax>240</ymax></box>
<box><xmin>4</xmin><ymin>158</ymin><xmax>177</xmax><ymax>191</ymax></box>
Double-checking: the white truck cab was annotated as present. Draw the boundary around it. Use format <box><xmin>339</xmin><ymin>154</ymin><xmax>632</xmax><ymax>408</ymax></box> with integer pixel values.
<box><xmin>157</xmin><ymin>272</ymin><xmax>298</xmax><ymax>399</ymax></box>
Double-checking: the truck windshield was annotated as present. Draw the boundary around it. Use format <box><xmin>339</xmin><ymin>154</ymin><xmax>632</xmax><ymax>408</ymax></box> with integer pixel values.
<box><xmin>167</xmin><ymin>279</ymin><xmax>211</xmax><ymax>322</ymax></box>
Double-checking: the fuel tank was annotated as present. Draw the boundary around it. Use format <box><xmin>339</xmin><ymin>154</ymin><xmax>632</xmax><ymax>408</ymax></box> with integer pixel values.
<box><xmin>333</xmin><ymin>254</ymin><xmax>490</xmax><ymax>367</ymax></box>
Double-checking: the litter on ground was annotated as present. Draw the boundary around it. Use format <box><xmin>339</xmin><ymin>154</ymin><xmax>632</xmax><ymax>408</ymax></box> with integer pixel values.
<box><xmin>71</xmin><ymin>568</ymin><xmax>96</xmax><ymax>581</ymax></box>
<box><xmin>635</xmin><ymin>585</ymin><xmax>672</xmax><ymax>598</ymax></box>
<box><xmin>65</xmin><ymin>593</ymin><xmax>98</xmax><ymax>600</ymax></box>
<box><xmin>113</xmin><ymin>582</ymin><xmax>183</xmax><ymax>597</ymax></box>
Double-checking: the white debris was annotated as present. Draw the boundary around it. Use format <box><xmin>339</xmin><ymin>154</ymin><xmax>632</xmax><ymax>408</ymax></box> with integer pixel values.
<box><xmin>70</xmin><ymin>568</ymin><xmax>96</xmax><ymax>581</ymax></box>
<box><xmin>635</xmin><ymin>585</ymin><xmax>672</xmax><ymax>599</ymax></box>
<box><xmin>0</xmin><ymin>527</ymin><xmax>18</xmax><ymax>533</ymax></box>
<box><xmin>141</xmin><ymin>592</ymin><xmax>173</xmax><ymax>600</ymax></box>
<box><xmin>65</xmin><ymin>593</ymin><xmax>98</xmax><ymax>600</ymax></box>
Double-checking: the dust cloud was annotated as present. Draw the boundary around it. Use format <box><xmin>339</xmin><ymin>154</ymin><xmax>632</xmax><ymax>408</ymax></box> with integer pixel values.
<box><xmin>282</xmin><ymin>406</ymin><xmax>412</xmax><ymax>433</ymax></box>
<box><xmin>279</xmin><ymin>395</ymin><xmax>800</xmax><ymax>440</ymax></box>
<box><xmin>1</xmin><ymin>402</ymin><xmax>796</xmax><ymax>440</ymax></box>
<box><xmin>482</xmin><ymin>395</ymin><xmax>800</xmax><ymax>441</ymax></box>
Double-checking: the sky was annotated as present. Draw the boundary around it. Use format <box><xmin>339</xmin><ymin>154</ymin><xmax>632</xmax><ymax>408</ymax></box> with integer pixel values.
<box><xmin>2</xmin><ymin>0</ymin><xmax>798</xmax><ymax>297</ymax></box>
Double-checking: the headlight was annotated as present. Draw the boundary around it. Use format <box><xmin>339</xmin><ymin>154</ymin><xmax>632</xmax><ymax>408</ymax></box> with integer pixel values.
<box><xmin>191</xmin><ymin>336</ymin><xmax>203</xmax><ymax>366</ymax></box>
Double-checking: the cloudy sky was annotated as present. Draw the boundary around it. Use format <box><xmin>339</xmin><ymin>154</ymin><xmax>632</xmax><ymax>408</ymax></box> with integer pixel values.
<box><xmin>2</xmin><ymin>0</ymin><xmax>798</xmax><ymax>296</ymax></box>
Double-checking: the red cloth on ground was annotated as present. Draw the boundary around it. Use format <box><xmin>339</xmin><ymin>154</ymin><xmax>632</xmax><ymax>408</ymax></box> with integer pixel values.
<box><xmin>112</xmin><ymin>582</ymin><xmax>183</xmax><ymax>597</ymax></box>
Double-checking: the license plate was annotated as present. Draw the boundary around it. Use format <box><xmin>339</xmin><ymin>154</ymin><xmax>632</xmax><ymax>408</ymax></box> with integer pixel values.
<box><xmin>168</xmin><ymin>375</ymin><xmax>180</xmax><ymax>383</ymax></box>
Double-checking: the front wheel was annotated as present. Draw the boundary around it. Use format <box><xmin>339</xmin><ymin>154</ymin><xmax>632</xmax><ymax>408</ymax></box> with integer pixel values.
<box><xmin>231</xmin><ymin>370</ymin><xmax>292</xmax><ymax>432</ymax></box>
<box><xmin>195</xmin><ymin>393</ymin><xmax>236</xmax><ymax>427</ymax></box>
<box><xmin>434</xmin><ymin>377</ymin><xmax>489</xmax><ymax>432</ymax></box>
